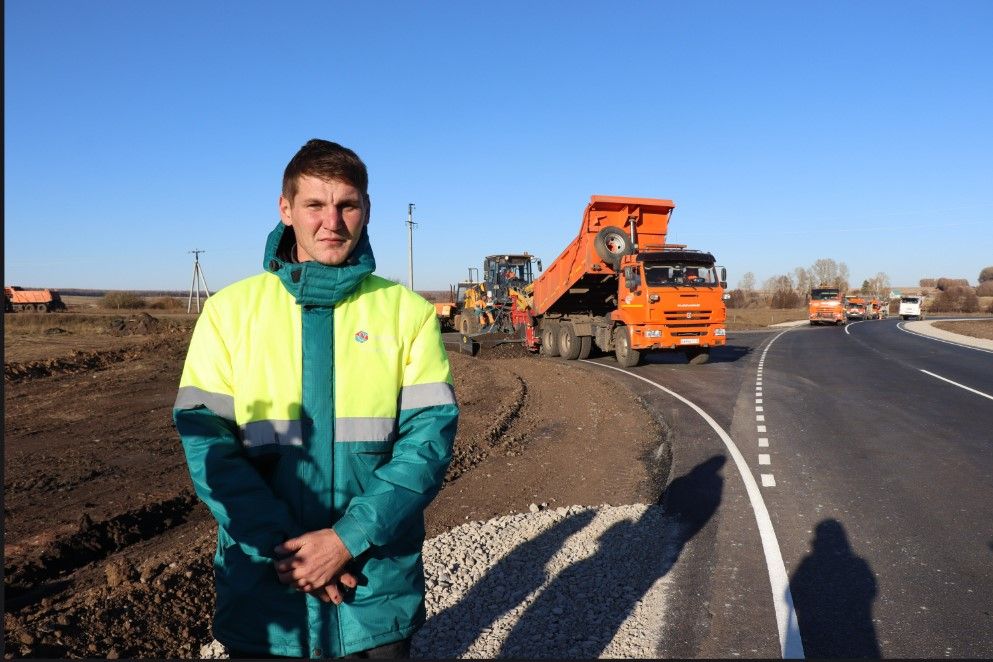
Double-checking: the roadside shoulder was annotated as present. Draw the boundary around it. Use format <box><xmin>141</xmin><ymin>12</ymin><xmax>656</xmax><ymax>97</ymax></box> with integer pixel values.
<box><xmin>904</xmin><ymin>319</ymin><xmax>993</xmax><ymax>350</ymax></box>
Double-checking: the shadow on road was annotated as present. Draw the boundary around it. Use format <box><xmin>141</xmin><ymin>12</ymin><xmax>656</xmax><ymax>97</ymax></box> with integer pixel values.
<box><xmin>640</xmin><ymin>344</ymin><xmax>752</xmax><ymax>365</ymax></box>
<box><xmin>789</xmin><ymin>519</ymin><xmax>881</xmax><ymax>658</ymax></box>
<box><xmin>495</xmin><ymin>455</ymin><xmax>725</xmax><ymax>657</ymax></box>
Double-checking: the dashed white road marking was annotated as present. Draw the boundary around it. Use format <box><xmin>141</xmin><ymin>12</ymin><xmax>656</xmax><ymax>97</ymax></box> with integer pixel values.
<box><xmin>920</xmin><ymin>369</ymin><xmax>993</xmax><ymax>401</ymax></box>
<box><xmin>759</xmin><ymin>454</ymin><xmax>771</xmax><ymax>465</ymax></box>
<box><xmin>757</xmin><ymin>425</ymin><xmax>767</xmax><ymax>433</ymax></box>
<box><xmin>756</xmin><ymin>398</ymin><xmax>763</xmax><ymax>404</ymax></box>
<box><xmin>583</xmin><ymin>357</ymin><xmax>804</xmax><ymax>658</ymax></box>
<box><xmin>756</xmin><ymin>406</ymin><xmax>764</xmax><ymax>412</ymax></box>
<box><xmin>759</xmin><ymin>437</ymin><xmax>769</xmax><ymax>447</ymax></box>
<box><xmin>756</xmin><ymin>415</ymin><xmax>765</xmax><ymax>421</ymax></box>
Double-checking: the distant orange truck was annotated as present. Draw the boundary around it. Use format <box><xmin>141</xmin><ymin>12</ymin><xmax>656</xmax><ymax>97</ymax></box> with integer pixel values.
<box><xmin>808</xmin><ymin>287</ymin><xmax>845</xmax><ymax>325</ymax></box>
<box><xmin>4</xmin><ymin>286</ymin><xmax>66</xmax><ymax>313</ymax></box>
<box><xmin>523</xmin><ymin>195</ymin><xmax>727</xmax><ymax>366</ymax></box>
<box><xmin>844</xmin><ymin>294</ymin><xmax>867</xmax><ymax>321</ymax></box>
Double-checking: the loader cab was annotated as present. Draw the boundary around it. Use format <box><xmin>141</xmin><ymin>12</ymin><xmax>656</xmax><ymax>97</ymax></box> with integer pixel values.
<box><xmin>483</xmin><ymin>254</ymin><xmax>538</xmax><ymax>286</ymax></box>
<box><xmin>483</xmin><ymin>253</ymin><xmax>541</xmax><ymax>302</ymax></box>
<box><xmin>454</xmin><ymin>281</ymin><xmax>476</xmax><ymax>305</ymax></box>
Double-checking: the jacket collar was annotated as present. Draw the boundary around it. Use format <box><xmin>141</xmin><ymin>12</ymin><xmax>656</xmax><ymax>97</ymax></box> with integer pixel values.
<box><xmin>262</xmin><ymin>223</ymin><xmax>376</xmax><ymax>306</ymax></box>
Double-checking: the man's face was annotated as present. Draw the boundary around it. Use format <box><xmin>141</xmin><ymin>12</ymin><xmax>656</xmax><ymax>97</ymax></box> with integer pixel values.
<box><xmin>279</xmin><ymin>175</ymin><xmax>369</xmax><ymax>266</ymax></box>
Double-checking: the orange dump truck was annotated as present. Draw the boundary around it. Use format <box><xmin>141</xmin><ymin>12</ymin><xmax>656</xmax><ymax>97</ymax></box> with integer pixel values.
<box><xmin>4</xmin><ymin>286</ymin><xmax>67</xmax><ymax>312</ymax></box>
<box><xmin>522</xmin><ymin>195</ymin><xmax>727</xmax><ymax>367</ymax></box>
<box><xmin>808</xmin><ymin>287</ymin><xmax>845</xmax><ymax>325</ymax></box>
<box><xmin>844</xmin><ymin>294</ymin><xmax>867</xmax><ymax>321</ymax></box>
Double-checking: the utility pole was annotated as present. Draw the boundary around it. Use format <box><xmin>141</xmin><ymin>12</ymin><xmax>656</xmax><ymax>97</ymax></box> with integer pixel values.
<box><xmin>406</xmin><ymin>203</ymin><xmax>417</xmax><ymax>290</ymax></box>
<box><xmin>187</xmin><ymin>249</ymin><xmax>211</xmax><ymax>313</ymax></box>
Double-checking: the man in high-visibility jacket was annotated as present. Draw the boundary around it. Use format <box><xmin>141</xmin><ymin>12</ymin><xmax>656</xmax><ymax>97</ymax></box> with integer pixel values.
<box><xmin>174</xmin><ymin>139</ymin><xmax>458</xmax><ymax>658</ymax></box>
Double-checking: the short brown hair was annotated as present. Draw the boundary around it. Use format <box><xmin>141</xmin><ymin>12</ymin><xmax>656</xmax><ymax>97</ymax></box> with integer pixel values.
<box><xmin>282</xmin><ymin>139</ymin><xmax>369</xmax><ymax>201</ymax></box>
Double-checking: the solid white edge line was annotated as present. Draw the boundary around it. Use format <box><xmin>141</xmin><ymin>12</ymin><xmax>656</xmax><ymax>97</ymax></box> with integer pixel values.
<box><xmin>582</xmin><ymin>362</ymin><xmax>804</xmax><ymax>658</ymax></box>
<box><xmin>843</xmin><ymin>320</ymin><xmax>862</xmax><ymax>335</ymax></box>
<box><xmin>897</xmin><ymin>321</ymin><xmax>993</xmax><ymax>354</ymax></box>
<box><xmin>919</xmin><ymin>369</ymin><xmax>993</xmax><ymax>401</ymax></box>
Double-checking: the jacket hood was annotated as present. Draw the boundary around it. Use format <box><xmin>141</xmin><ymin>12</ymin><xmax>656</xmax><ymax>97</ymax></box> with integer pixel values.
<box><xmin>262</xmin><ymin>222</ymin><xmax>376</xmax><ymax>306</ymax></box>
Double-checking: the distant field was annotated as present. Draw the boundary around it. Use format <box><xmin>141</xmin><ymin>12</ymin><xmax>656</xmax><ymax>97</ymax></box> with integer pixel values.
<box><xmin>725</xmin><ymin>307</ymin><xmax>808</xmax><ymax>330</ymax></box>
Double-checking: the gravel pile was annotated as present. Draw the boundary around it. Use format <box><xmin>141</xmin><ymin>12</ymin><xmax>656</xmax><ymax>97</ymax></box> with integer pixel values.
<box><xmin>200</xmin><ymin>503</ymin><xmax>679</xmax><ymax>659</ymax></box>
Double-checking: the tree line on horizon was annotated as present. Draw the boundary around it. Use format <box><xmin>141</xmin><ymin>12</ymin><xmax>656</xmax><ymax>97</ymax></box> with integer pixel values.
<box><xmin>728</xmin><ymin>261</ymin><xmax>993</xmax><ymax>313</ymax></box>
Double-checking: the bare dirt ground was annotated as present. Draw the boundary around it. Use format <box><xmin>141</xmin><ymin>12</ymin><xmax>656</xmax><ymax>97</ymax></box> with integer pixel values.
<box><xmin>3</xmin><ymin>314</ymin><xmax>666</xmax><ymax>659</ymax></box>
<box><xmin>931</xmin><ymin>319</ymin><xmax>993</xmax><ymax>340</ymax></box>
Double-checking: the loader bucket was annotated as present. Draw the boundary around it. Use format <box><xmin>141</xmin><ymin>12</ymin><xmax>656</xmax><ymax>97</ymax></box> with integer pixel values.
<box><xmin>459</xmin><ymin>331</ymin><xmax>523</xmax><ymax>357</ymax></box>
<box><xmin>459</xmin><ymin>334</ymin><xmax>480</xmax><ymax>356</ymax></box>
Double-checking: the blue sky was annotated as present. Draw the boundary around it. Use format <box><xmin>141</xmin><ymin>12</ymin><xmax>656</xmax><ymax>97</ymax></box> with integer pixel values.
<box><xmin>5</xmin><ymin>1</ymin><xmax>992</xmax><ymax>292</ymax></box>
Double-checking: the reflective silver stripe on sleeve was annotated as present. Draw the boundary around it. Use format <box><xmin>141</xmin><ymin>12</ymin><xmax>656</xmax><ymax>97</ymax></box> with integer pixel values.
<box><xmin>335</xmin><ymin>417</ymin><xmax>398</xmax><ymax>443</ymax></box>
<box><xmin>174</xmin><ymin>386</ymin><xmax>236</xmax><ymax>421</ymax></box>
<box><xmin>398</xmin><ymin>382</ymin><xmax>457</xmax><ymax>410</ymax></box>
<box><xmin>240</xmin><ymin>420</ymin><xmax>304</xmax><ymax>448</ymax></box>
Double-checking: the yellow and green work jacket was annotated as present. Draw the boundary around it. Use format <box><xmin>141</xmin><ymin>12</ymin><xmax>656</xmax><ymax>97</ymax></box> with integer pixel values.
<box><xmin>173</xmin><ymin>224</ymin><xmax>457</xmax><ymax>658</ymax></box>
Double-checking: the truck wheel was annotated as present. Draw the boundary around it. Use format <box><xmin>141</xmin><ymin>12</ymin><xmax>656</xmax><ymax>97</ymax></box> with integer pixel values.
<box><xmin>685</xmin><ymin>348</ymin><xmax>710</xmax><ymax>365</ymax></box>
<box><xmin>578</xmin><ymin>335</ymin><xmax>592</xmax><ymax>360</ymax></box>
<box><xmin>613</xmin><ymin>327</ymin><xmax>640</xmax><ymax>367</ymax></box>
<box><xmin>559</xmin><ymin>323</ymin><xmax>582</xmax><ymax>360</ymax></box>
<box><xmin>594</xmin><ymin>227</ymin><xmax>633</xmax><ymax>268</ymax></box>
<box><xmin>541</xmin><ymin>323</ymin><xmax>560</xmax><ymax>357</ymax></box>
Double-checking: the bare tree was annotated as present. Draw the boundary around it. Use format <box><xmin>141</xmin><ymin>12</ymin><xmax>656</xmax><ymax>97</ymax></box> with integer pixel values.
<box><xmin>794</xmin><ymin>266</ymin><xmax>811</xmax><ymax>300</ymax></box>
<box><xmin>865</xmin><ymin>272</ymin><xmax>891</xmax><ymax>299</ymax></box>
<box><xmin>739</xmin><ymin>272</ymin><xmax>756</xmax><ymax>291</ymax></box>
<box><xmin>979</xmin><ymin>266</ymin><xmax>993</xmax><ymax>283</ymax></box>
<box><xmin>765</xmin><ymin>273</ymin><xmax>801</xmax><ymax>308</ymax></box>
<box><xmin>809</xmin><ymin>258</ymin><xmax>838</xmax><ymax>287</ymax></box>
<box><xmin>834</xmin><ymin>263</ymin><xmax>850</xmax><ymax>293</ymax></box>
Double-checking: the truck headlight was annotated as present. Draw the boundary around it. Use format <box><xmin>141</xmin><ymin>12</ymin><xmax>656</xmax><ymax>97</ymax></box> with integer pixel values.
<box><xmin>714</xmin><ymin>328</ymin><xmax>726</xmax><ymax>337</ymax></box>
<box><xmin>645</xmin><ymin>329</ymin><xmax>662</xmax><ymax>338</ymax></box>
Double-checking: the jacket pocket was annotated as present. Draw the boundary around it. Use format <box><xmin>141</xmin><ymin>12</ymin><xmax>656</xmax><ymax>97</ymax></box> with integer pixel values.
<box><xmin>333</xmin><ymin>440</ymin><xmax>394</xmax><ymax>507</ymax></box>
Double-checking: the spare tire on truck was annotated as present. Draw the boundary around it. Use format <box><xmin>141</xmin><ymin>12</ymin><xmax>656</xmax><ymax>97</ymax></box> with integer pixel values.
<box><xmin>593</xmin><ymin>227</ymin><xmax>633</xmax><ymax>269</ymax></box>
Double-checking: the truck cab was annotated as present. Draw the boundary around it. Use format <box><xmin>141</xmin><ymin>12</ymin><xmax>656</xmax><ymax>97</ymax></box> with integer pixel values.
<box><xmin>845</xmin><ymin>295</ymin><xmax>867</xmax><ymax>321</ymax></box>
<box><xmin>614</xmin><ymin>249</ymin><xmax>727</xmax><ymax>362</ymax></box>
<box><xmin>808</xmin><ymin>287</ymin><xmax>845</xmax><ymax>325</ymax></box>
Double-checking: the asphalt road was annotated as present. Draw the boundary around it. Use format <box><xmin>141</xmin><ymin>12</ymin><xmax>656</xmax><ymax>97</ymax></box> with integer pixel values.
<box><xmin>581</xmin><ymin>319</ymin><xmax>993</xmax><ymax>658</ymax></box>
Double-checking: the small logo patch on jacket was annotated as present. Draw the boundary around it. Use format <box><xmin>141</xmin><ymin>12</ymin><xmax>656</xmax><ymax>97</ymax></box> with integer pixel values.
<box><xmin>355</xmin><ymin>330</ymin><xmax>369</xmax><ymax>343</ymax></box>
